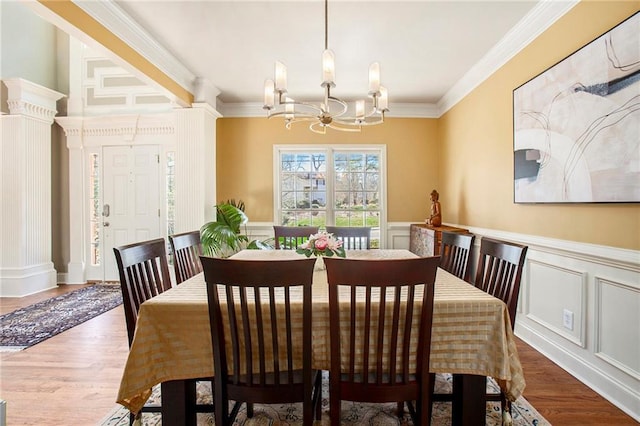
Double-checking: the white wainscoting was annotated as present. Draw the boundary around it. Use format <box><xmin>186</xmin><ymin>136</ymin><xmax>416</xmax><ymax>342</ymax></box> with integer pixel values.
<box><xmin>246</xmin><ymin>221</ymin><xmax>640</xmax><ymax>421</ymax></box>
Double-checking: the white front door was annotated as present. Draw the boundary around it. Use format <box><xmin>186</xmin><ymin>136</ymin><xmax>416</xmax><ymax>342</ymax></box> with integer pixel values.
<box><xmin>102</xmin><ymin>145</ymin><xmax>162</xmax><ymax>281</ymax></box>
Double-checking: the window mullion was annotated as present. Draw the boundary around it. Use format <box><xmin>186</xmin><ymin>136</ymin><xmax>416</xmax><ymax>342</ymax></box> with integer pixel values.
<box><xmin>325</xmin><ymin>148</ymin><xmax>335</xmax><ymax>226</ymax></box>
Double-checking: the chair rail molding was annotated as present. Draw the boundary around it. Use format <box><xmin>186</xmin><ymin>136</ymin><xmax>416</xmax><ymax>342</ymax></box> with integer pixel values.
<box><xmin>386</xmin><ymin>221</ymin><xmax>640</xmax><ymax>422</ymax></box>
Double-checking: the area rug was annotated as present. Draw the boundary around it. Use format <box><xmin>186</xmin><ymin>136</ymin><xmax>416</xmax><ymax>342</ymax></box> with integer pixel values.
<box><xmin>100</xmin><ymin>373</ymin><xmax>550</xmax><ymax>425</ymax></box>
<box><xmin>0</xmin><ymin>283</ymin><xmax>122</xmax><ymax>352</ymax></box>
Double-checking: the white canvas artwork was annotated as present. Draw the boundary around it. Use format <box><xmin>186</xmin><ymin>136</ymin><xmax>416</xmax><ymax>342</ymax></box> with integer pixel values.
<box><xmin>513</xmin><ymin>12</ymin><xmax>639</xmax><ymax>203</ymax></box>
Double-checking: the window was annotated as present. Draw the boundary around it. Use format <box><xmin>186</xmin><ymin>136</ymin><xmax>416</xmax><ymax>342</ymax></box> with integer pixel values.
<box><xmin>166</xmin><ymin>151</ymin><xmax>176</xmax><ymax>239</ymax></box>
<box><xmin>166</xmin><ymin>151</ymin><xmax>176</xmax><ymax>260</ymax></box>
<box><xmin>274</xmin><ymin>145</ymin><xmax>386</xmax><ymax>248</ymax></box>
<box><xmin>88</xmin><ymin>153</ymin><xmax>101</xmax><ymax>266</ymax></box>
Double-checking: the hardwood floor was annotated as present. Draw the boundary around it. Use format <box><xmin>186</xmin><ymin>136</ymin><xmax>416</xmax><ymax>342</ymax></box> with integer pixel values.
<box><xmin>1</xmin><ymin>285</ymin><xmax>130</xmax><ymax>425</ymax></box>
<box><xmin>0</xmin><ymin>285</ymin><xmax>637</xmax><ymax>425</ymax></box>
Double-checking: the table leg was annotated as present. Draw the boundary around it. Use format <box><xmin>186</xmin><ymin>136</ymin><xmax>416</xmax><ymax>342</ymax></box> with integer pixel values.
<box><xmin>452</xmin><ymin>374</ymin><xmax>486</xmax><ymax>426</ymax></box>
<box><xmin>161</xmin><ymin>379</ymin><xmax>197</xmax><ymax>425</ymax></box>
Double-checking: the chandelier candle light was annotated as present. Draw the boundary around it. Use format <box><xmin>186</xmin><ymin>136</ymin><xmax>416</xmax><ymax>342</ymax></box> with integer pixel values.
<box><xmin>263</xmin><ymin>0</ymin><xmax>389</xmax><ymax>134</ymax></box>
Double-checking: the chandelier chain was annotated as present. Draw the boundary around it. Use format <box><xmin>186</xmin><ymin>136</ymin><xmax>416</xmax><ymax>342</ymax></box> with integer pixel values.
<box><xmin>325</xmin><ymin>0</ymin><xmax>329</xmax><ymax>51</ymax></box>
<box><xmin>262</xmin><ymin>0</ymin><xmax>388</xmax><ymax>134</ymax></box>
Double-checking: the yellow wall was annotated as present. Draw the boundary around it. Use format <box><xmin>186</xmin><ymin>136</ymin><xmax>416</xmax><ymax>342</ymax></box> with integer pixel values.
<box><xmin>219</xmin><ymin>2</ymin><xmax>639</xmax><ymax>250</ymax></box>
<box><xmin>438</xmin><ymin>1</ymin><xmax>640</xmax><ymax>250</ymax></box>
<box><xmin>216</xmin><ymin>117</ymin><xmax>438</xmax><ymax>222</ymax></box>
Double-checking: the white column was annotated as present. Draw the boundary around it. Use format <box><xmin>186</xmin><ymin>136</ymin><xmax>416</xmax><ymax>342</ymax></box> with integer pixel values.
<box><xmin>174</xmin><ymin>102</ymin><xmax>220</xmax><ymax>233</ymax></box>
<box><xmin>0</xmin><ymin>78</ymin><xmax>64</xmax><ymax>296</ymax></box>
<box><xmin>56</xmin><ymin>38</ymin><xmax>86</xmax><ymax>284</ymax></box>
<box><xmin>55</xmin><ymin>118</ymin><xmax>85</xmax><ymax>284</ymax></box>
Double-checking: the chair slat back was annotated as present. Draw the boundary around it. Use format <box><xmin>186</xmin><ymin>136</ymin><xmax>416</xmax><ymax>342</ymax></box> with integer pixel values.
<box><xmin>324</xmin><ymin>256</ymin><xmax>439</xmax><ymax>417</ymax></box>
<box><xmin>474</xmin><ymin>237</ymin><xmax>528</xmax><ymax>329</ymax></box>
<box><xmin>201</xmin><ymin>257</ymin><xmax>316</xmax><ymax>409</ymax></box>
<box><xmin>325</xmin><ymin>226</ymin><xmax>371</xmax><ymax>250</ymax></box>
<box><xmin>169</xmin><ymin>231</ymin><xmax>203</xmax><ymax>284</ymax></box>
<box><xmin>113</xmin><ymin>238</ymin><xmax>173</xmax><ymax>346</ymax></box>
<box><xmin>273</xmin><ymin>226</ymin><xmax>319</xmax><ymax>249</ymax></box>
<box><xmin>439</xmin><ymin>231</ymin><xmax>475</xmax><ymax>282</ymax></box>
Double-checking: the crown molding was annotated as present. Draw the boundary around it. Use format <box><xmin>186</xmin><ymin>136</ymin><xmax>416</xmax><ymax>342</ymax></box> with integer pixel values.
<box><xmin>73</xmin><ymin>0</ymin><xmax>197</xmax><ymax>97</ymax></box>
<box><xmin>214</xmin><ymin>1</ymin><xmax>579</xmax><ymax>118</ymax></box>
<box><xmin>217</xmin><ymin>101</ymin><xmax>439</xmax><ymax>119</ymax></box>
<box><xmin>3</xmin><ymin>78</ymin><xmax>65</xmax><ymax>122</ymax></box>
<box><xmin>387</xmin><ymin>103</ymin><xmax>439</xmax><ymax>118</ymax></box>
<box><xmin>437</xmin><ymin>0</ymin><xmax>579</xmax><ymax>116</ymax></box>
<box><xmin>57</xmin><ymin>0</ymin><xmax>577</xmax><ymax>118</ymax></box>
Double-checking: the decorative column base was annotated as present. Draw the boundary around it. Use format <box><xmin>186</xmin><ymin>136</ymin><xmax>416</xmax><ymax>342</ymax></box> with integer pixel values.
<box><xmin>0</xmin><ymin>263</ymin><xmax>57</xmax><ymax>297</ymax></box>
<box><xmin>65</xmin><ymin>261</ymin><xmax>86</xmax><ymax>284</ymax></box>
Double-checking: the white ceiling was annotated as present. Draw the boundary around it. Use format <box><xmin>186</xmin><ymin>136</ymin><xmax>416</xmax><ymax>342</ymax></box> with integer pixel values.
<box><xmin>25</xmin><ymin>0</ymin><xmax>574</xmax><ymax>117</ymax></box>
<box><xmin>108</xmin><ymin>0</ymin><xmax>545</xmax><ymax>110</ymax></box>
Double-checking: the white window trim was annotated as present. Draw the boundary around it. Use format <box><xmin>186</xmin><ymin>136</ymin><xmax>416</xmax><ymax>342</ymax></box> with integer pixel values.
<box><xmin>273</xmin><ymin>144</ymin><xmax>388</xmax><ymax>248</ymax></box>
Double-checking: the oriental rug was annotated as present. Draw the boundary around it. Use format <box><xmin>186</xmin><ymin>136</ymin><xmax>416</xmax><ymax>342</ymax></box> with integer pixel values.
<box><xmin>0</xmin><ymin>283</ymin><xmax>122</xmax><ymax>352</ymax></box>
<box><xmin>101</xmin><ymin>373</ymin><xmax>550</xmax><ymax>425</ymax></box>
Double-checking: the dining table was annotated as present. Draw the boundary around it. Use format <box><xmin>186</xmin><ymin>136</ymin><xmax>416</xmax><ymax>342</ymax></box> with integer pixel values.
<box><xmin>117</xmin><ymin>249</ymin><xmax>525</xmax><ymax>425</ymax></box>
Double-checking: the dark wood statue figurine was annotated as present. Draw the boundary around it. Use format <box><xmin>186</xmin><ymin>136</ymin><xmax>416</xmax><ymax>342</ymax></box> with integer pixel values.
<box><xmin>427</xmin><ymin>189</ymin><xmax>442</xmax><ymax>227</ymax></box>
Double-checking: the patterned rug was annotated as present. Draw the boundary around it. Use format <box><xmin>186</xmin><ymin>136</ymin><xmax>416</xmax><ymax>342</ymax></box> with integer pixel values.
<box><xmin>0</xmin><ymin>283</ymin><xmax>122</xmax><ymax>352</ymax></box>
<box><xmin>101</xmin><ymin>372</ymin><xmax>550</xmax><ymax>425</ymax></box>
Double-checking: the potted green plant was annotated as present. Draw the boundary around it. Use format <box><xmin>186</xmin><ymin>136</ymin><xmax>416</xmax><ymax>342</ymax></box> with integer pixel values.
<box><xmin>200</xmin><ymin>199</ymin><xmax>272</xmax><ymax>257</ymax></box>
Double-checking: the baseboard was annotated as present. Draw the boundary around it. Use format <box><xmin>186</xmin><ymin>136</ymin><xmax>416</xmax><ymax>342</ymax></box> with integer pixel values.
<box><xmin>0</xmin><ymin>264</ymin><xmax>57</xmax><ymax>297</ymax></box>
<box><xmin>516</xmin><ymin>323</ymin><xmax>640</xmax><ymax>422</ymax></box>
<box><xmin>386</xmin><ymin>222</ymin><xmax>640</xmax><ymax>422</ymax></box>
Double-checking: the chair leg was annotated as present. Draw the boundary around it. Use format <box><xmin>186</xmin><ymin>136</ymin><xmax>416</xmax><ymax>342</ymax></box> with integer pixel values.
<box><xmin>313</xmin><ymin>371</ymin><xmax>323</xmax><ymax>421</ymax></box>
<box><xmin>397</xmin><ymin>401</ymin><xmax>404</xmax><ymax>416</ymax></box>
<box><xmin>214</xmin><ymin>384</ymin><xmax>228</xmax><ymax>426</ymax></box>
<box><xmin>303</xmin><ymin>384</ymin><xmax>313</xmax><ymax>426</ymax></box>
<box><xmin>246</xmin><ymin>402</ymin><xmax>254</xmax><ymax>418</ymax></box>
<box><xmin>329</xmin><ymin>373</ymin><xmax>340</xmax><ymax>426</ymax></box>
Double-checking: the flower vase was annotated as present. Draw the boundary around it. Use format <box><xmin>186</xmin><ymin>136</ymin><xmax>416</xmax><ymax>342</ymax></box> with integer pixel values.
<box><xmin>314</xmin><ymin>256</ymin><xmax>326</xmax><ymax>271</ymax></box>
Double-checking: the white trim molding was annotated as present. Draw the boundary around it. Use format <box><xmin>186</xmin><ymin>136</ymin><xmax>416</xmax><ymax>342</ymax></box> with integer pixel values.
<box><xmin>437</xmin><ymin>0</ymin><xmax>579</xmax><ymax>115</ymax></box>
<box><xmin>70</xmin><ymin>0</ymin><xmax>198</xmax><ymax>102</ymax></box>
<box><xmin>217</xmin><ymin>101</ymin><xmax>439</xmax><ymax>119</ymax></box>
<box><xmin>383</xmin><ymin>222</ymin><xmax>639</xmax><ymax>421</ymax></box>
<box><xmin>44</xmin><ymin>0</ymin><xmax>577</xmax><ymax>119</ymax></box>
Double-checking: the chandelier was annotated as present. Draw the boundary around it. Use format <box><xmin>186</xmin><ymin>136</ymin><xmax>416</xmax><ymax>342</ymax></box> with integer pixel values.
<box><xmin>262</xmin><ymin>0</ymin><xmax>389</xmax><ymax>134</ymax></box>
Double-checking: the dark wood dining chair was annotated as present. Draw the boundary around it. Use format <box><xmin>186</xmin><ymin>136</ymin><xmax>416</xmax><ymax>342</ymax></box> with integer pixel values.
<box><xmin>201</xmin><ymin>256</ymin><xmax>321</xmax><ymax>426</ymax></box>
<box><xmin>114</xmin><ymin>238</ymin><xmax>174</xmax><ymax>347</ymax></box>
<box><xmin>273</xmin><ymin>225</ymin><xmax>319</xmax><ymax>249</ymax></box>
<box><xmin>114</xmin><ymin>238</ymin><xmax>213</xmax><ymax>424</ymax></box>
<box><xmin>113</xmin><ymin>238</ymin><xmax>172</xmax><ymax>424</ymax></box>
<box><xmin>325</xmin><ymin>226</ymin><xmax>371</xmax><ymax>249</ymax></box>
<box><xmin>323</xmin><ymin>255</ymin><xmax>440</xmax><ymax>426</ymax></box>
<box><xmin>439</xmin><ymin>231</ymin><xmax>475</xmax><ymax>282</ymax></box>
<box><xmin>474</xmin><ymin>237</ymin><xmax>528</xmax><ymax>329</ymax></box>
<box><xmin>473</xmin><ymin>236</ymin><xmax>528</xmax><ymax>421</ymax></box>
<box><xmin>169</xmin><ymin>230</ymin><xmax>203</xmax><ymax>284</ymax></box>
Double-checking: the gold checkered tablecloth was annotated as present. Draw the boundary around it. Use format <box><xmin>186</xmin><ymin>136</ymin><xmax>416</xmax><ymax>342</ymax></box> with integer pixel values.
<box><xmin>117</xmin><ymin>249</ymin><xmax>525</xmax><ymax>413</ymax></box>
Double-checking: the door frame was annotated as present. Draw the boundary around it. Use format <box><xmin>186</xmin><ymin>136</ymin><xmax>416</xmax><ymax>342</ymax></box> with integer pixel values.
<box><xmin>100</xmin><ymin>144</ymin><xmax>163</xmax><ymax>281</ymax></box>
<box><xmin>76</xmin><ymin>115</ymin><xmax>176</xmax><ymax>282</ymax></box>
<box><xmin>57</xmin><ymin>109</ymin><xmax>218</xmax><ymax>285</ymax></box>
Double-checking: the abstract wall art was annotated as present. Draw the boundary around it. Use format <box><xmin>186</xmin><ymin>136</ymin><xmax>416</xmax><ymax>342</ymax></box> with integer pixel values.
<box><xmin>513</xmin><ymin>12</ymin><xmax>639</xmax><ymax>203</ymax></box>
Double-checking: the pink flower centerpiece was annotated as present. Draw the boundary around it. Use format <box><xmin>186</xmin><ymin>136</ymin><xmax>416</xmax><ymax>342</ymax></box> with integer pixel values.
<box><xmin>296</xmin><ymin>231</ymin><xmax>346</xmax><ymax>259</ymax></box>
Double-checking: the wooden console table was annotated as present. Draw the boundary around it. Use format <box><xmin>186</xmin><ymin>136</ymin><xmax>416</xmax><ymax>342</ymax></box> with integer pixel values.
<box><xmin>409</xmin><ymin>224</ymin><xmax>469</xmax><ymax>257</ymax></box>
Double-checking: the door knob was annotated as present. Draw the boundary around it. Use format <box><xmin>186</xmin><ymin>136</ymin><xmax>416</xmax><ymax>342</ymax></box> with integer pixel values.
<box><xmin>103</xmin><ymin>222</ymin><xmax>110</xmax><ymax>227</ymax></box>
